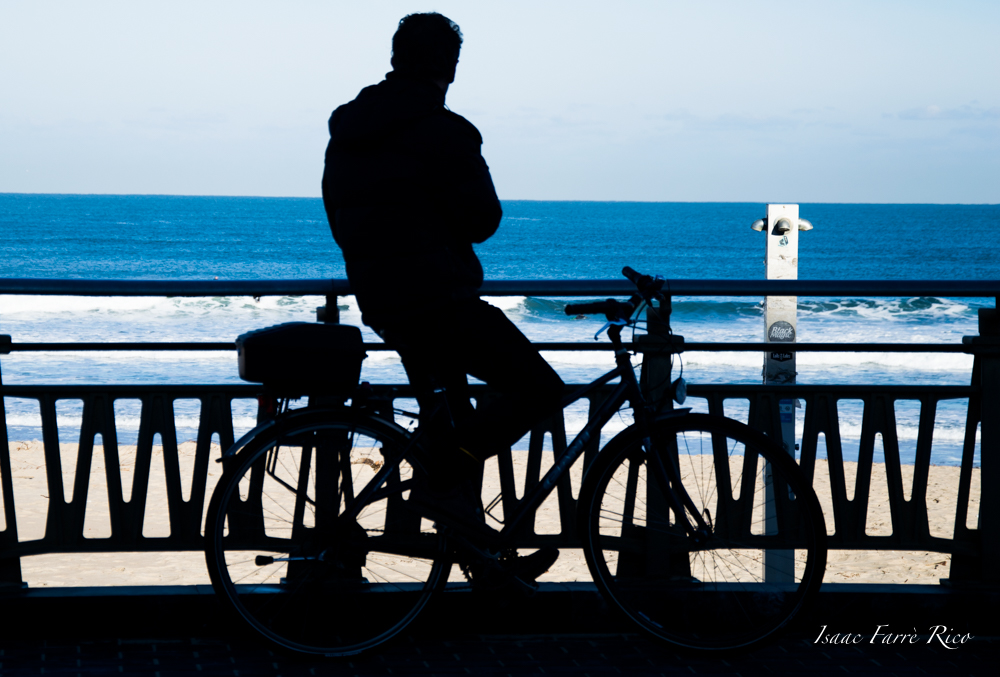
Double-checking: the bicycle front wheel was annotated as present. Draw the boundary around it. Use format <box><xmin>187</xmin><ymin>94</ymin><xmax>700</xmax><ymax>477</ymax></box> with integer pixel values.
<box><xmin>580</xmin><ymin>413</ymin><xmax>826</xmax><ymax>653</ymax></box>
<box><xmin>205</xmin><ymin>411</ymin><xmax>448</xmax><ymax>657</ymax></box>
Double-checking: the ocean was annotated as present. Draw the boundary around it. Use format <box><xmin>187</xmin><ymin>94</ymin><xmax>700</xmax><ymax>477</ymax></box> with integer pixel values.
<box><xmin>2</xmin><ymin>194</ymin><xmax>998</xmax><ymax>465</ymax></box>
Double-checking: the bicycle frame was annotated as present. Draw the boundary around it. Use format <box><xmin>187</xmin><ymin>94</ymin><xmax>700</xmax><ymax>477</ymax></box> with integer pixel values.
<box><xmin>336</xmin><ymin>321</ymin><xmax>713</xmax><ymax>554</ymax></box>
<box><xmin>490</xmin><ymin>324</ymin><xmax>711</xmax><ymax>546</ymax></box>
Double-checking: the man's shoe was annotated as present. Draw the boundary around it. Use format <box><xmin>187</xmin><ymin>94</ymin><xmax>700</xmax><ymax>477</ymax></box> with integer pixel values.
<box><xmin>462</xmin><ymin>546</ymin><xmax>560</xmax><ymax>594</ymax></box>
<box><xmin>502</xmin><ymin>546</ymin><xmax>559</xmax><ymax>586</ymax></box>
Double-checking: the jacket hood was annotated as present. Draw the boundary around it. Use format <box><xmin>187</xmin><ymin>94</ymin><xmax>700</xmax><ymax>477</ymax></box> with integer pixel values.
<box><xmin>329</xmin><ymin>71</ymin><xmax>446</xmax><ymax>150</ymax></box>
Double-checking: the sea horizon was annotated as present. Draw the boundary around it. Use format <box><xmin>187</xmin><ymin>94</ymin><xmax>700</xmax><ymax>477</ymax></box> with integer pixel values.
<box><xmin>2</xmin><ymin>191</ymin><xmax>998</xmax><ymax>207</ymax></box>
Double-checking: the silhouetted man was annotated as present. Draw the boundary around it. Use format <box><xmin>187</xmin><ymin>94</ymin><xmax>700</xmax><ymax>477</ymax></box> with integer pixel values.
<box><xmin>322</xmin><ymin>13</ymin><xmax>563</xmax><ymax>581</ymax></box>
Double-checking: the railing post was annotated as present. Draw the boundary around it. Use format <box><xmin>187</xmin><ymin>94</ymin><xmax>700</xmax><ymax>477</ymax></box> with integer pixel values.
<box><xmin>0</xmin><ymin>334</ymin><xmax>26</xmax><ymax>588</ymax></box>
<box><xmin>638</xmin><ymin>296</ymin><xmax>682</xmax><ymax>409</ymax></box>
<box><xmin>317</xmin><ymin>294</ymin><xmax>340</xmax><ymax>324</ymax></box>
<box><xmin>298</xmin><ymin>294</ymin><xmax>343</xmax><ymax>580</ymax></box>
<box><xmin>636</xmin><ymin>299</ymin><xmax>691</xmax><ymax>578</ymax></box>
<box><xmin>965</xmin><ymin>303</ymin><xmax>1000</xmax><ymax>583</ymax></box>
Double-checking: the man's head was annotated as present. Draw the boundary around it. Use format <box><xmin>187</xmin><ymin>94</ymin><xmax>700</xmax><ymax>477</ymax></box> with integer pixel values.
<box><xmin>391</xmin><ymin>13</ymin><xmax>463</xmax><ymax>84</ymax></box>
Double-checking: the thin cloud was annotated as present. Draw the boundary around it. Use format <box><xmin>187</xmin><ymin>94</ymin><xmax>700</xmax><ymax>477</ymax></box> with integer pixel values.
<box><xmin>654</xmin><ymin>110</ymin><xmax>799</xmax><ymax>133</ymax></box>
<box><xmin>898</xmin><ymin>104</ymin><xmax>1000</xmax><ymax>121</ymax></box>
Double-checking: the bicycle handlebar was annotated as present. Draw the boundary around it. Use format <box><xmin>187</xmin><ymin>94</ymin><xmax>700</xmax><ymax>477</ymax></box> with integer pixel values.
<box><xmin>621</xmin><ymin>266</ymin><xmax>643</xmax><ymax>285</ymax></box>
<box><xmin>563</xmin><ymin>267</ymin><xmax>664</xmax><ymax>320</ymax></box>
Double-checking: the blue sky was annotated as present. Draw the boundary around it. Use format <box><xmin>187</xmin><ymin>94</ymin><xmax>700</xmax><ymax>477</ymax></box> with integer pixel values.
<box><xmin>2</xmin><ymin>1</ymin><xmax>998</xmax><ymax>202</ymax></box>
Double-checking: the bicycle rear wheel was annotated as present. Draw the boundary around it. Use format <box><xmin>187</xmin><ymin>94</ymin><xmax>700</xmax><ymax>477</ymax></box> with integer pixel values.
<box><xmin>580</xmin><ymin>413</ymin><xmax>826</xmax><ymax>653</ymax></box>
<box><xmin>205</xmin><ymin>411</ymin><xmax>448</xmax><ymax>657</ymax></box>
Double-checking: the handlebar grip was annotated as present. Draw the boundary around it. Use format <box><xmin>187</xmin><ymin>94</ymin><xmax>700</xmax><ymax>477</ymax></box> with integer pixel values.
<box><xmin>622</xmin><ymin>266</ymin><xmax>643</xmax><ymax>285</ymax></box>
<box><xmin>565</xmin><ymin>299</ymin><xmax>633</xmax><ymax>319</ymax></box>
<box><xmin>565</xmin><ymin>301</ymin><xmax>612</xmax><ymax>316</ymax></box>
<box><xmin>621</xmin><ymin>266</ymin><xmax>665</xmax><ymax>300</ymax></box>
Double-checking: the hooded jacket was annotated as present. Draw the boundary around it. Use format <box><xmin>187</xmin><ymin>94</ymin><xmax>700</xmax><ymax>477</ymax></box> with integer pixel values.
<box><xmin>322</xmin><ymin>71</ymin><xmax>503</xmax><ymax>329</ymax></box>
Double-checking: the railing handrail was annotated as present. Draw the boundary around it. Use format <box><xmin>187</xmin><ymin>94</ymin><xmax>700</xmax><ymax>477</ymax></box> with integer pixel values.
<box><xmin>2</xmin><ymin>278</ymin><xmax>1000</xmax><ymax>298</ymax></box>
<box><xmin>1</xmin><ymin>341</ymin><xmax>994</xmax><ymax>353</ymax></box>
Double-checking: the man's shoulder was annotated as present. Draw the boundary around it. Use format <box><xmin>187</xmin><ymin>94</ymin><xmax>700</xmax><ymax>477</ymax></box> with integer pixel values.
<box><xmin>429</xmin><ymin>109</ymin><xmax>483</xmax><ymax>145</ymax></box>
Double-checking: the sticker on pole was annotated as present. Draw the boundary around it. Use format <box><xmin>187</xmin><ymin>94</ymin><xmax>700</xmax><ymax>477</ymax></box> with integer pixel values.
<box><xmin>767</xmin><ymin>321</ymin><xmax>795</xmax><ymax>343</ymax></box>
<box><xmin>779</xmin><ymin>400</ymin><xmax>795</xmax><ymax>423</ymax></box>
<box><xmin>770</xmin><ymin>351</ymin><xmax>793</xmax><ymax>362</ymax></box>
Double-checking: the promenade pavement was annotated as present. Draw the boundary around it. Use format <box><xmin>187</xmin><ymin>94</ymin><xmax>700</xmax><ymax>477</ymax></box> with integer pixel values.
<box><xmin>0</xmin><ymin>583</ymin><xmax>996</xmax><ymax>676</ymax></box>
<box><xmin>1</xmin><ymin>631</ymin><xmax>996</xmax><ymax>677</ymax></box>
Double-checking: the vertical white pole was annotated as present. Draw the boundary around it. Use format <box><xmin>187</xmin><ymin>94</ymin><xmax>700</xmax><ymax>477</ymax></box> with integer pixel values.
<box><xmin>763</xmin><ymin>203</ymin><xmax>799</xmax><ymax>440</ymax></box>
<box><xmin>762</xmin><ymin>203</ymin><xmax>798</xmax><ymax>584</ymax></box>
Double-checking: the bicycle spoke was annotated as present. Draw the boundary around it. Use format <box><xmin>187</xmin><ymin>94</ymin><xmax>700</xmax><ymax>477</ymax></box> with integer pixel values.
<box><xmin>206</xmin><ymin>414</ymin><xmax>448</xmax><ymax>657</ymax></box>
<box><xmin>582</xmin><ymin>413</ymin><xmax>826</xmax><ymax>653</ymax></box>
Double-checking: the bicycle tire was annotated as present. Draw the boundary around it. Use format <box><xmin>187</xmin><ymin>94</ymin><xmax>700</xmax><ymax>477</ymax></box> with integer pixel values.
<box><xmin>205</xmin><ymin>410</ymin><xmax>449</xmax><ymax>657</ymax></box>
<box><xmin>579</xmin><ymin>413</ymin><xmax>826</xmax><ymax>653</ymax></box>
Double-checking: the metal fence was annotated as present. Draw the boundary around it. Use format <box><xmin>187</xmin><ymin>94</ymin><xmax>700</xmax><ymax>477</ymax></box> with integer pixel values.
<box><xmin>0</xmin><ymin>278</ymin><xmax>997</xmax><ymax>590</ymax></box>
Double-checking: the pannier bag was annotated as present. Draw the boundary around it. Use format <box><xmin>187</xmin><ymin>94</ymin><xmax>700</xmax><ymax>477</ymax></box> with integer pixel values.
<box><xmin>236</xmin><ymin>322</ymin><xmax>366</xmax><ymax>397</ymax></box>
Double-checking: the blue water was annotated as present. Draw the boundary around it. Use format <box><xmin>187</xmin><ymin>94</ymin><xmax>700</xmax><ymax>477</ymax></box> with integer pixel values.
<box><xmin>3</xmin><ymin>194</ymin><xmax>999</xmax><ymax>281</ymax></box>
<box><xmin>1</xmin><ymin>193</ymin><xmax>998</xmax><ymax>464</ymax></box>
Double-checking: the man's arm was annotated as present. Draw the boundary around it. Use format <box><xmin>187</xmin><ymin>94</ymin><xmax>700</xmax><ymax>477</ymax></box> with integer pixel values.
<box><xmin>438</xmin><ymin>111</ymin><xmax>502</xmax><ymax>244</ymax></box>
<box><xmin>321</xmin><ymin>107</ymin><xmax>347</xmax><ymax>247</ymax></box>
<box><xmin>451</xmin><ymin>154</ymin><xmax>502</xmax><ymax>244</ymax></box>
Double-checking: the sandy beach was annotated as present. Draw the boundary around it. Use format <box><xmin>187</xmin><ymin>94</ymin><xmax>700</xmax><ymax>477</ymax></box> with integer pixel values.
<box><xmin>3</xmin><ymin>440</ymin><xmax>979</xmax><ymax>588</ymax></box>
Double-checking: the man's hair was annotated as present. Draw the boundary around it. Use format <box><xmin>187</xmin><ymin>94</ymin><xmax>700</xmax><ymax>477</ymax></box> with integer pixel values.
<box><xmin>391</xmin><ymin>13</ymin><xmax>463</xmax><ymax>79</ymax></box>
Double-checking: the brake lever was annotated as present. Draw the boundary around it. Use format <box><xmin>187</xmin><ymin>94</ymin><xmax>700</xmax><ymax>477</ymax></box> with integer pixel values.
<box><xmin>594</xmin><ymin>319</ymin><xmax>627</xmax><ymax>341</ymax></box>
<box><xmin>595</xmin><ymin>296</ymin><xmax>650</xmax><ymax>340</ymax></box>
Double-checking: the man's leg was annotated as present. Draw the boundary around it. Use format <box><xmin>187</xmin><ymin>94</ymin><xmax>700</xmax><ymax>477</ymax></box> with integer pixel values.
<box><xmin>382</xmin><ymin>328</ymin><xmax>478</xmax><ymax>488</ymax></box>
<box><xmin>447</xmin><ymin>300</ymin><xmax>564</xmax><ymax>581</ymax></box>
<box><xmin>449</xmin><ymin>299</ymin><xmax>566</xmax><ymax>460</ymax></box>
<box><xmin>381</xmin><ymin>303</ymin><xmax>562</xmax><ymax>580</ymax></box>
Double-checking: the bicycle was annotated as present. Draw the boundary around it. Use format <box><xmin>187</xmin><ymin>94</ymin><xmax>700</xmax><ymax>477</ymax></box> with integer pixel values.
<box><xmin>203</xmin><ymin>267</ymin><xmax>827</xmax><ymax>657</ymax></box>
